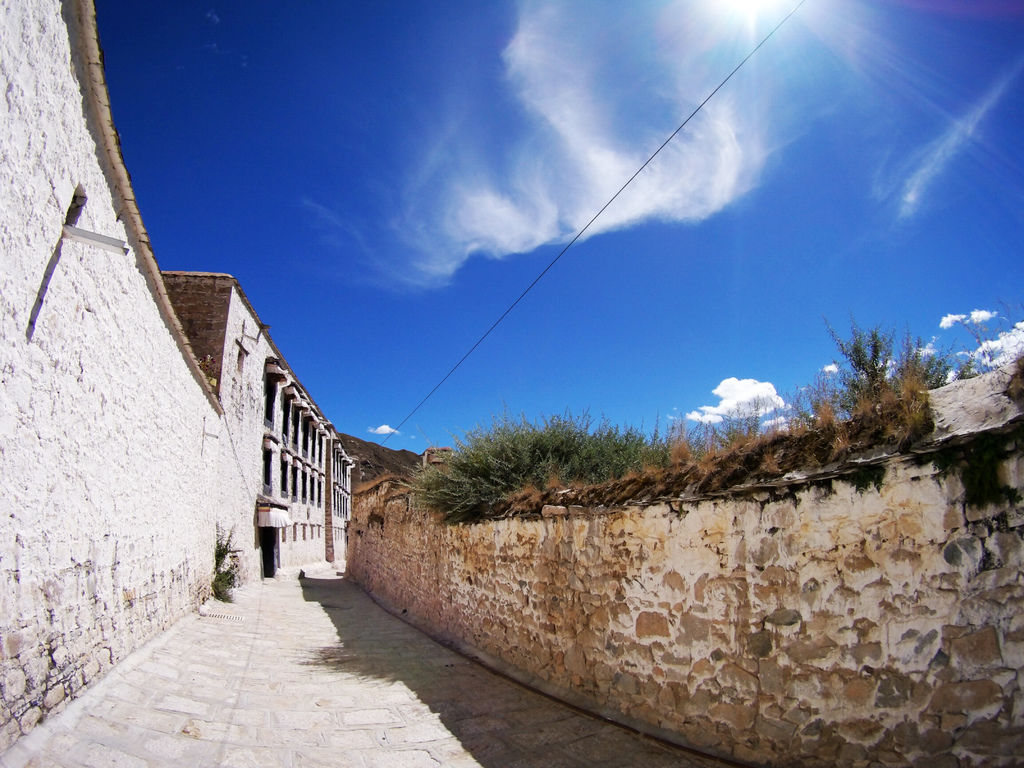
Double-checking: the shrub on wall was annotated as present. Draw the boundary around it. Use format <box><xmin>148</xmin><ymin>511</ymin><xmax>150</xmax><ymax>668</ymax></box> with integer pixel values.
<box><xmin>413</xmin><ymin>412</ymin><xmax>669</xmax><ymax>523</ymax></box>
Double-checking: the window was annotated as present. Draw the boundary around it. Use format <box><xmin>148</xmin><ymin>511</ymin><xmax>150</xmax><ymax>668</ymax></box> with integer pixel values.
<box><xmin>264</xmin><ymin>375</ymin><xmax>276</xmax><ymax>426</ymax></box>
<box><xmin>281</xmin><ymin>397</ymin><xmax>290</xmax><ymax>441</ymax></box>
<box><xmin>291</xmin><ymin>466</ymin><xmax>298</xmax><ymax>500</ymax></box>
<box><xmin>262</xmin><ymin>449</ymin><xmax>272</xmax><ymax>494</ymax></box>
<box><xmin>301</xmin><ymin>470</ymin><xmax>307</xmax><ymax>503</ymax></box>
<box><xmin>281</xmin><ymin>528</ymin><xmax>286</xmax><ymax>543</ymax></box>
<box><xmin>280</xmin><ymin>458</ymin><xmax>288</xmax><ymax>496</ymax></box>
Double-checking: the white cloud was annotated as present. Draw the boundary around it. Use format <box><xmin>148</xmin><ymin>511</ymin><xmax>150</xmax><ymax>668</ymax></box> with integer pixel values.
<box><xmin>368</xmin><ymin>424</ymin><xmax>399</xmax><ymax>436</ymax></box>
<box><xmin>899</xmin><ymin>62</ymin><xmax>1021</xmax><ymax>218</ymax></box>
<box><xmin>970</xmin><ymin>309</ymin><xmax>997</xmax><ymax>325</ymax></box>
<box><xmin>822</xmin><ymin>363</ymin><xmax>839</xmax><ymax>374</ymax></box>
<box><xmin>940</xmin><ymin>309</ymin><xmax>997</xmax><ymax>329</ymax></box>
<box><xmin>939</xmin><ymin>313</ymin><xmax>967</xmax><ymax>329</ymax></box>
<box><xmin>686</xmin><ymin>377</ymin><xmax>785</xmax><ymax>424</ymax></box>
<box><xmin>972</xmin><ymin>321</ymin><xmax>1024</xmax><ymax>369</ymax></box>
<box><xmin>396</xmin><ymin>0</ymin><xmax>771</xmax><ymax>286</ymax></box>
<box><xmin>205</xmin><ymin>9</ymin><xmax>220</xmax><ymax>24</ymax></box>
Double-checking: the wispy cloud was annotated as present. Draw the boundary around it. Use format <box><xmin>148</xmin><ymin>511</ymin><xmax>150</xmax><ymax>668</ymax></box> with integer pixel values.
<box><xmin>899</xmin><ymin>60</ymin><xmax>1022</xmax><ymax>218</ymax></box>
<box><xmin>686</xmin><ymin>377</ymin><xmax>784</xmax><ymax>424</ymax></box>
<box><xmin>394</xmin><ymin>0</ymin><xmax>772</xmax><ymax>287</ymax></box>
<box><xmin>369</xmin><ymin>424</ymin><xmax>399</xmax><ymax>436</ymax></box>
<box><xmin>205</xmin><ymin>9</ymin><xmax>220</xmax><ymax>25</ymax></box>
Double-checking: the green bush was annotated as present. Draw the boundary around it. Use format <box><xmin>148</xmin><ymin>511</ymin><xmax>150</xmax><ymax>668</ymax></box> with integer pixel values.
<box><xmin>413</xmin><ymin>412</ymin><xmax>669</xmax><ymax>523</ymax></box>
<box><xmin>212</xmin><ymin>525</ymin><xmax>239</xmax><ymax>601</ymax></box>
<box><xmin>825</xmin><ymin>321</ymin><xmax>955</xmax><ymax>414</ymax></box>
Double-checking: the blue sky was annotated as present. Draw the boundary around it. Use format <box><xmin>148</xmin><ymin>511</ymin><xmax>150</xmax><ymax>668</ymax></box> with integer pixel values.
<box><xmin>94</xmin><ymin>0</ymin><xmax>1024</xmax><ymax>449</ymax></box>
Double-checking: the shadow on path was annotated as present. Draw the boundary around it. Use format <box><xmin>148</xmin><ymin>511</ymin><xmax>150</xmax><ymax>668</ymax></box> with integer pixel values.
<box><xmin>299</xmin><ymin>575</ymin><xmax>726</xmax><ymax>768</ymax></box>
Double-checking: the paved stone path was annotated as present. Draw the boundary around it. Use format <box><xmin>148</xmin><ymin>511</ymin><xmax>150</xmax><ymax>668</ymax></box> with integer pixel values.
<box><xmin>1</xmin><ymin>569</ymin><xmax>731</xmax><ymax>768</ymax></box>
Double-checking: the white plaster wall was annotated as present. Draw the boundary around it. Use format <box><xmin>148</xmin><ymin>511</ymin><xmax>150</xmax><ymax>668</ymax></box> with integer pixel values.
<box><xmin>214</xmin><ymin>286</ymin><xmax>274</xmax><ymax>582</ymax></box>
<box><xmin>0</xmin><ymin>0</ymin><xmax>221</xmax><ymax>749</ymax></box>
<box><xmin>280</xmin><ymin>518</ymin><xmax>328</xmax><ymax>569</ymax></box>
<box><xmin>215</xmin><ymin>286</ymin><xmax>331</xmax><ymax>576</ymax></box>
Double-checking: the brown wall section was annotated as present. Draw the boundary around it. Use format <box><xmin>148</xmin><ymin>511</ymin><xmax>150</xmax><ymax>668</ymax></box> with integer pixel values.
<box><xmin>162</xmin><ymin>272</ymin><xmax>234</xmax><ymax>392</ymax></box>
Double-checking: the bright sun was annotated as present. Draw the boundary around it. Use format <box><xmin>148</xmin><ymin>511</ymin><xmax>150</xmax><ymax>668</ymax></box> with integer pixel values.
<box><xmin>723</xmin><ymin>0</ymin><xmax>784</xmax><ymax>23</ymax></box>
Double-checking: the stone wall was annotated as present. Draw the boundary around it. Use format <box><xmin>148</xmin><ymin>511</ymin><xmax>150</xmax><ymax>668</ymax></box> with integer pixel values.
<box><xmin>348</xmin><ymin>377</ymin><xmax>1024</xmax><ymax>766</ymax></box>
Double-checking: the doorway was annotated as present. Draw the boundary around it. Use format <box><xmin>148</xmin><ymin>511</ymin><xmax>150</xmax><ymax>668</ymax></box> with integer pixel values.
<box><xmin>260</xmin><ymin>527</ymin><xmax>277</xmax><ymax>578</ymax></box>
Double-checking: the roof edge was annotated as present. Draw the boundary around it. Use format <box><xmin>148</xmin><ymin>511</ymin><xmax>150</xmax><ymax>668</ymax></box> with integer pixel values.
<box><xmin>67</xmin><ymin>0</ymin><xmax>223</xmax><ymax>415</ymax></box>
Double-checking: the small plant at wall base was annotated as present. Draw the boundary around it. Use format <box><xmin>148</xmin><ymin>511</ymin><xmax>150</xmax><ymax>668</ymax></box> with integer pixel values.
<box><xmin>213</xmin><ymin>525</ymin><xmax>240</xmax><ymax>601</ymax></box>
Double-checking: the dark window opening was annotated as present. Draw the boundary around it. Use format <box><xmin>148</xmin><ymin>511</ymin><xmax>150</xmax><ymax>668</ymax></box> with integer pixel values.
<box><xmin>264</xmin><ymin>375</ymin><xmax>276</xmax><ymax>426</ymax></box>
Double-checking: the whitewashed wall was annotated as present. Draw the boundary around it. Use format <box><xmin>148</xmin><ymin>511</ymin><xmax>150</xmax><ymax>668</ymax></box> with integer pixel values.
<box><xmin>0</xmin><ymin>0</ymin><xmax>225</xmax><ymax>750</ymax></box>
<box><xmin>214</xmin><ymin>284</ymin><xmax>274</xmax><ymax>582</ymax></box>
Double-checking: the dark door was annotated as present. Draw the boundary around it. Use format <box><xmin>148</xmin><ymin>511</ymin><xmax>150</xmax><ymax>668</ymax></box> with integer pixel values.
<box><xmin>260</xmin><ymin>527</ymin><xmax>277</xmax><ymax>578</ymax></box>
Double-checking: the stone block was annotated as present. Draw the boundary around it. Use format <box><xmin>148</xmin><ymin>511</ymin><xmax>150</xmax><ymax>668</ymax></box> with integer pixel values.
<box><xmin>786</xmin><ymin>635</ymin><xmax>838</xmax><ymax>666</ymax></box>
<box><xmin>661</xmin><ymin>570</ymin><xmax>686</xmax><ymax>593</ymax></box>
<box><xmin>986</xmin><ymin>531</ymin><xmax>1024</xmax><ymax>569</ymax></box>
<box><xmin>635</xmin><ymin>611</ymin><xmax>669</xmax><ymax>639</ymax></box>
<box><xmin>43</xmin><ymin>684</ymin><xmax>66</xmax><ymax>709</ymax></box>
<box><xmin>851</xmin><ymin>642</ymin><xmax>882</xmax><ymax>664</ymax></box>
<box><xmin>843</xmin><ymin>678</ymin><xmax>875</xmax><ymax>708</ymax></box>
<box><xmin>942</xmin><ymin>537</ymin><xmax>982</xmax><ymax>571</ymax></box>
<box><xmin>676</xmin><ymin>614</ymin><xmax>710</xmax><ymax>644</ymax></box>
<box><xmin>747</xmin><ymin>631</ymin><xmax>773</xmax><ymax>658</ymax></box>
<box><xmin>950</xmin><ymin>626</ymin><xmax>1003</xmax><ymax>674</ymax></box>
<box><xmin>719</xmin><ymin>663</ymin><xmax>759</xmax><ymax>699</ymax></box>
<box><xmin>756</xmin><ymin>714</ymin><xmax>796</xmax><ymax>743</ymax></box>
<box><xmin>710</xmin><ymin>701</ymin><xmax>755</xmax><ymax>731</ymax></box>
<box><xmin>765</xmin><ymin>608</ymin><xmax>802</xmax><ymax>627</ymax></box>
<box><xmin>928</xmin><ymin>680</ymin><xmax>1003</xmax><ymax>722</ymax></box>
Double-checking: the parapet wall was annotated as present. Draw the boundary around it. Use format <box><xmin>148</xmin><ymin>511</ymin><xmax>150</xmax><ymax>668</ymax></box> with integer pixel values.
<box><xmin>348</xmin><ymin>381</ymin><xmax>1024</xmax><ymax>766</ymax></box>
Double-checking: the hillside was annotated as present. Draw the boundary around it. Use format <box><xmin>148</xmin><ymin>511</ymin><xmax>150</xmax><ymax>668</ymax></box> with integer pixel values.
<box><xmin>336</xmin><ymin>432</ymin><xmax>421</xmax><ymax>484</ymax></box>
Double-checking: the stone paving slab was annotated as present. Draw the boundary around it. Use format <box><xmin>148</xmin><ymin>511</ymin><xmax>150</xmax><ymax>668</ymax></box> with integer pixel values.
<box><xmin>1</xmin><ymin>569</ymin><xmax>732</xmax><ymax>768</ymax></box>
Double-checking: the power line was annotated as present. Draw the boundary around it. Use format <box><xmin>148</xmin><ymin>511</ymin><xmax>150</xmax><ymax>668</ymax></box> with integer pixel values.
<box><xmin>383</xmin><ymin>0</ymin><xmax>807</xmax><ymax>445</ymax></box>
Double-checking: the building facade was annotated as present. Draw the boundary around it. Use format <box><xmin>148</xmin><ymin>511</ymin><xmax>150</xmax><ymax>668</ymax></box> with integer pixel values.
<box><xmin>162</xmin><ymin>272</ymin><xmax>354</xmax><ymax>579</ymax></box>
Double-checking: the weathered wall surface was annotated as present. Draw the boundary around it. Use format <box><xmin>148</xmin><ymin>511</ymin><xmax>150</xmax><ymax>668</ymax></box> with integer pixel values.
<box><xmin>0</xmin><ymin>0</ymin><xmax>233</xmax><ymax>750</ymax></box>
<box><xmin>349</xmin><ymin>396</ymin><xmax>1024</xmax><ymax>766</ymax></box>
